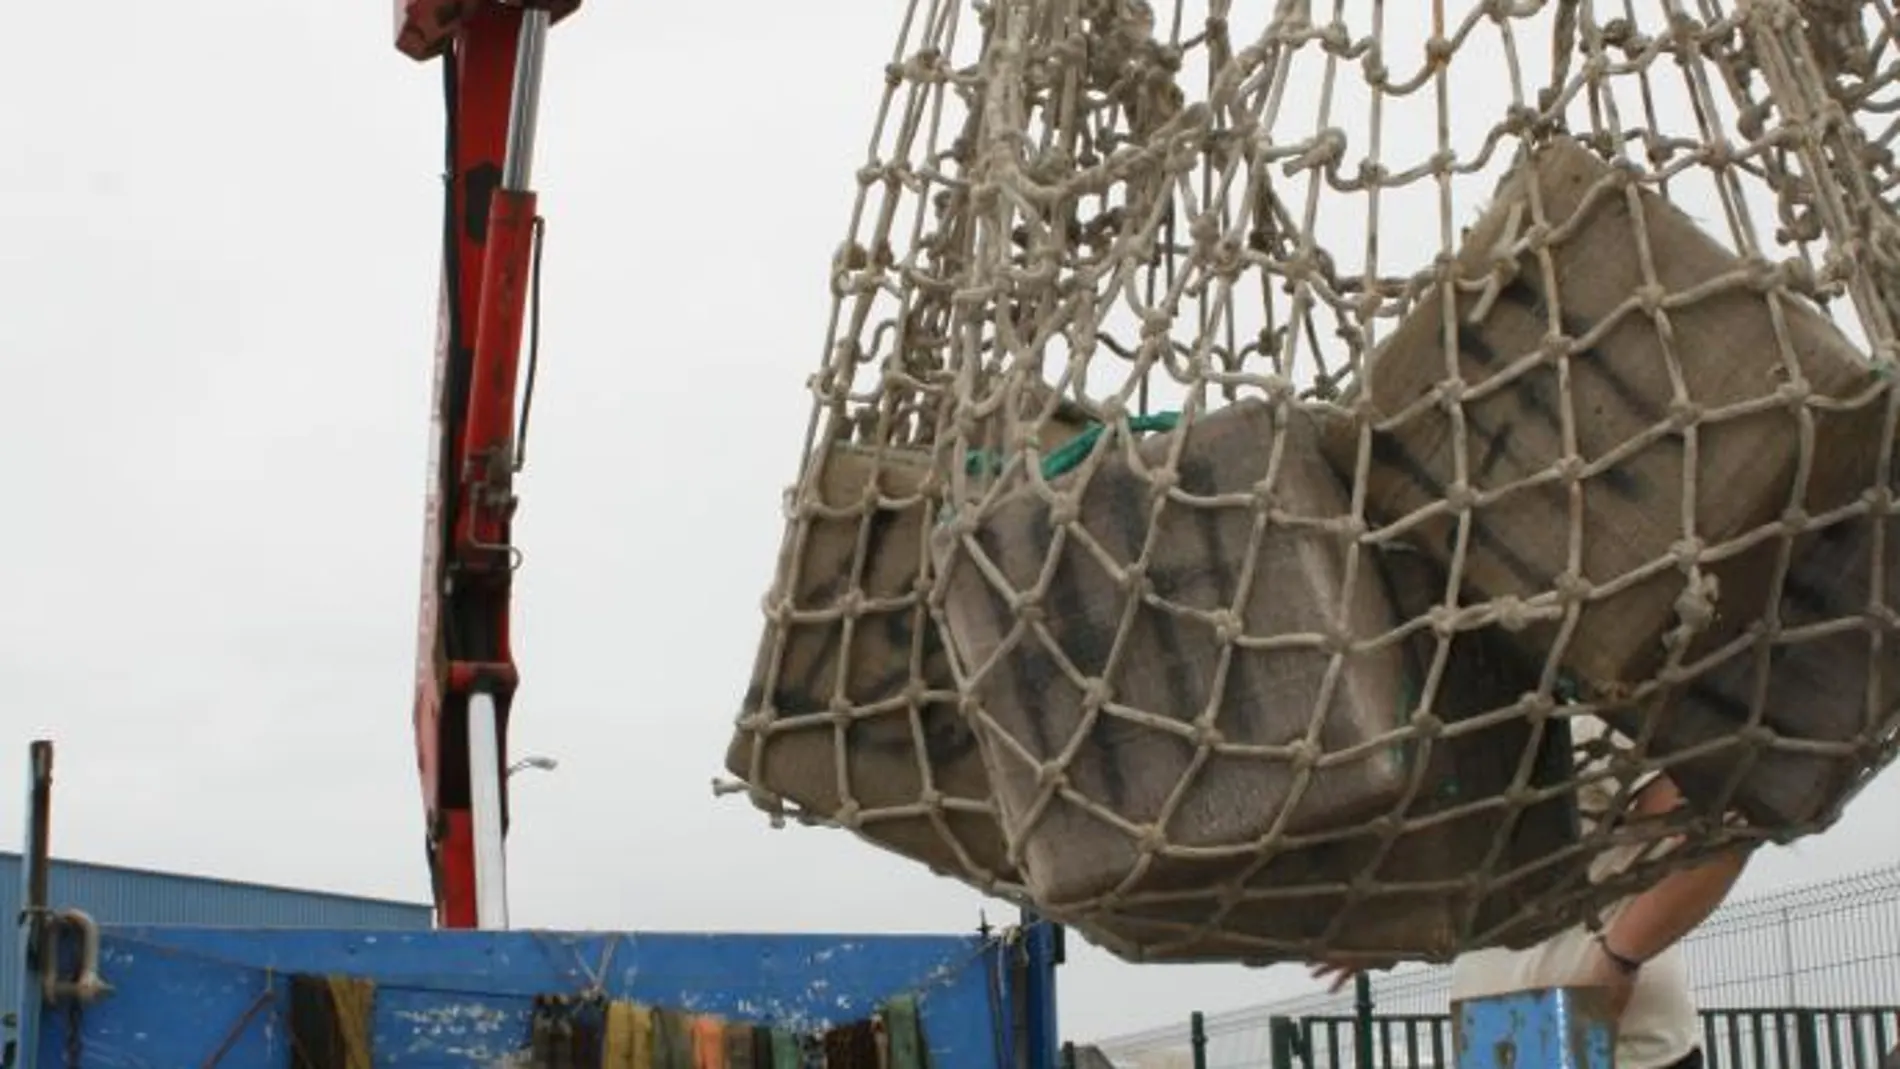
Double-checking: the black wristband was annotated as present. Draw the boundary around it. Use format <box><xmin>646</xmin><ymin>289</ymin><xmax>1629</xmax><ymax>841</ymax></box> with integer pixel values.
<box><xmin>1597</xmin><ymin>935</ymin><xmax>1643</xmax><ymax>976</ymax></box>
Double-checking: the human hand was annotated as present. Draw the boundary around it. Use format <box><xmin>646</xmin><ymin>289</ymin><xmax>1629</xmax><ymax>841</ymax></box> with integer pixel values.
<box><xmin>1308</xmin><ymin>960</ymin><xmax>1364</xmax><ymax>995</ymax></box>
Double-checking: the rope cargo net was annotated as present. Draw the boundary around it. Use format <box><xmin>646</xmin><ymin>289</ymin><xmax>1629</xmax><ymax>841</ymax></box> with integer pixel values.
<box><xmin>723</xmin><ymin>0</ymin><xmax>1900</xmax><ymax>967</ymax></box>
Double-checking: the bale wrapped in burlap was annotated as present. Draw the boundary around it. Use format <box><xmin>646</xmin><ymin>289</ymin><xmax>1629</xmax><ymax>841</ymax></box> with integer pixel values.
<box><xmin>728</xmin><ymin>394</ymin><xmax>1091</xmax><ymax>887</ymax></box>
<box><xmin>1608</xmin><ymin>461</ymin><xmax>1900</xmax><ymax>828</ymax></box>
<box><xmin>1340</xmin><ymin>136</ymin><xmax>1891</xmax><ymax>806</ymax></box>
<box><xmin>1363</xmin><ymin>543</ymin><xmax>1592</xmax><ymax>951</ymax></box>
<box><xmin>932</xmin><ymin>397</ymin><xmax>1427</xmax><ymax>910</ymax></box>
<box><xmin>1061</xmin><ymin>540</ymin><xmax>1589</xmax><ymax>965</ymax></box>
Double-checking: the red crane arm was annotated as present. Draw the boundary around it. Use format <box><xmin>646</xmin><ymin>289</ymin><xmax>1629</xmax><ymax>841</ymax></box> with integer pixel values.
<box><xmin>397</xmin><ymin>0</ymin><xmax>579</xmax><ymax>929</ymax></box>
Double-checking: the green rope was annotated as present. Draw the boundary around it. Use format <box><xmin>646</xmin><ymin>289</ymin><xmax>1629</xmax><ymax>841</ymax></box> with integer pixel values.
<box><xmin>963</xmin><ymin>411</ymin><xmax>1181</xmax><ymax>481</ymax></box>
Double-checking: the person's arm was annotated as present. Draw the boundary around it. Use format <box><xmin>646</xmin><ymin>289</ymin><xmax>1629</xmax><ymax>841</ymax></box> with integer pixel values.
<box><xmin>1597</xmin><ymin>774</ymin><xmax>1753</xmax><ymax>966</ymax></box>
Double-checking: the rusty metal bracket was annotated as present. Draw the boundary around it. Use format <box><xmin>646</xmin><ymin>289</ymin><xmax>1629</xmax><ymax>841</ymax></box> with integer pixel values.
<box><xmin>40</xmin><ymin>909</ymin><xmax>111</xmax><ymax>1006</ymax></box>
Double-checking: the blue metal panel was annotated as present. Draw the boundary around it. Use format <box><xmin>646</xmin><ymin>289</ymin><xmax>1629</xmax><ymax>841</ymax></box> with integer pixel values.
<box><xmin>1453</xmin><ymin>988</ymin><xmax>1616</xmax><ymax>1069</ymax></box>
<box><xmin>29</xmin><ymin>924</ymin><xmax>1052</xmax><ymax>1069</ymax></box>
<box><xmin>0</xmin><ymin>852</ymin><xmax>431</xmax><ymax>1037</ymax></box>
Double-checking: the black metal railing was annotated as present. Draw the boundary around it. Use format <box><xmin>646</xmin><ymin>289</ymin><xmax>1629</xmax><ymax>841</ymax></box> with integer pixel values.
<box><xmin>1263</xmin><ymin>1013</ymin><xmax>1452</xmax><ymax>1069</ymax></box>
<box><xmin>1092</xmin><ymin>863</ymin><xmax>1900</xmax><ymax>1069</ymax></box>
<box><xmin>1249</xmin><ymin>1007</ymin><xmax>1900</xmax><ymax>1069</ymax></box>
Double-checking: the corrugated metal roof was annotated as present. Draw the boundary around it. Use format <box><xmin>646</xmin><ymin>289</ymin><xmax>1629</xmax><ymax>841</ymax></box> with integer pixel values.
<box><xmin>1</xmin><ymin>851</ymin><xmax>432</xmax><ymax>1024</ymax></box>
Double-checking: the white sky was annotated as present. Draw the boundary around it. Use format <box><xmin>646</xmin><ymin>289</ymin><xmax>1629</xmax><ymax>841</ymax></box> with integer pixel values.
<box><xmin>3</xmin><ymin>0</ymin><xmax>1898</xmax><ymax>1047</ymax></box>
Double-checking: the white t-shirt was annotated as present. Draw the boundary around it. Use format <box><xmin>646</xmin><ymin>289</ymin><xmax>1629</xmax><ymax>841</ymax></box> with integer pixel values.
<box><xmin>1449</xmin><ymin>715</ymin><xmax>1702</xmax><ymax>1069</ymax></box>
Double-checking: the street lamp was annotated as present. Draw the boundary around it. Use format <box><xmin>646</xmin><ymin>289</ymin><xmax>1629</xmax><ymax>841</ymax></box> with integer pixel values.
<box><xmin>506</xmin><ymin>755</ymin><xmax>557</xmax><ymax>779</ymax></box>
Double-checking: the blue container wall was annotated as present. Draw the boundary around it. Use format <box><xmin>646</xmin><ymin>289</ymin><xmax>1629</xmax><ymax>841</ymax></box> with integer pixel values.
<box><xmin>2</xmin><ymin>851</ymin><xmax>431</xmax><ymax>1024</ymax></box>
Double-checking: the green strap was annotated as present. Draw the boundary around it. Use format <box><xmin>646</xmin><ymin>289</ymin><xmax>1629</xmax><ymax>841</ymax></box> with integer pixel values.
<box><xmin>654</xmin><ymin>1010</ymin><xmax>695</xmax><ymax>1069</ymax></box>
<box><xmin>883</xmin><ymin>996</ymin><xmax>924</xmax><ymax>1069</ymax></box>
<box><xmin>963</xmin><ymin>412</ymin><xmax>1181</xmax><ymax>481</ymax></box>
<box><xmin>769</xmin><ymin>1030</ymin><xmax>802</xmax><ymax>1069</ymax></box>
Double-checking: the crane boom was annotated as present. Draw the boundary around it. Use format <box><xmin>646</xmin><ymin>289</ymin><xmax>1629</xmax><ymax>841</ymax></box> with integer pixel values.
<box><xmin>396</xmin><ymin>0</ymin><xmax>580</xmax><ymax>929</ymax></box>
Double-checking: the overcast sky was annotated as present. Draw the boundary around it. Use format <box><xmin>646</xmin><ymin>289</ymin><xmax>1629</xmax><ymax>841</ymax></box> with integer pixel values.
<box><xmin>4</xmin><ymin>0</ymin><xmax>1899</xmax><ymax>1047</ymax></box>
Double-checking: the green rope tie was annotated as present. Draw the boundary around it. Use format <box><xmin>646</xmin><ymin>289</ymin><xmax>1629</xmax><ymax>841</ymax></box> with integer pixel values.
<box><xmin>963</xmin><ymin>412</ymin><xmax>1182</xmax><ymax>481</ymax></box>
<box><xmin>948</xmin><ymin>412</ymin><xmax>1181</xmax><ymax>527</ymax></box>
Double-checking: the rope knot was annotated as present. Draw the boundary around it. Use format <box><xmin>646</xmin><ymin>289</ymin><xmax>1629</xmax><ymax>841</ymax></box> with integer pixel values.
<box><xmin>1014</xmin><ymin>596</ymin><xmax>1045</xmax><ymax>625</ymax></box>
<box><xmin>1428</xmin><ymin>604</ymin><xmax>1460</xmax><ymax>638</ymax></box>
<box><xmin>1286</xmin><ymin>737</ymin><xmax>1320</xmax><ymax>769</ymax></box>
<box><xmin>1213</xmin><ymin>609</ymin><xmax>1244</xmax><ymax>645</ymax></box>
<box><xmin>762</xmin><ymin>592</ymin><xmax>789</xmax><ymax>626</ymax></box>
<box><xmin>838</xmin><ymin>589</ymin><xmax>866</xmax><ymax>617</ymax></box>
<box><xmin>1671</xmin><ymin>537</ymin><xmax>1707</xmax><ymax>569</ymax></box>
<box><xmin>1668</xmin><ymin>398</ymin><xmax>1704</xmax><ymax>432</ymax></box>
<box><xmin>1323</xmin><ymin>625</ymin><xmax>1355</xmax><ymax>656</ymax></box>
<box><xmin>1555</xmin><ymin>571</ymin><xmax>1593</xmax><ymax>604</ymax></box>
<box><xmin>1777</xmin><ymin>379</ymin><xmax>1812</xmax><ymax>406</ymax></box>
<box><xmin>1673</xmin><ymin>572</ymin><xmax>1720</xmax><ymax>632</ymax></box>
<box><xmin>1520</xmin><ymin>691</ymin><xmax>1558</xmax><ymax>719</ymax></box>
<box><xmin>1284</xmin><ymin>128</ymin><xmax>1347</xmax><ymax>176</ymax></box>
<box><xmin>1492</xmin><ymin>595</ymin><xmax>1534</xmax><ymax>632</ymax></box>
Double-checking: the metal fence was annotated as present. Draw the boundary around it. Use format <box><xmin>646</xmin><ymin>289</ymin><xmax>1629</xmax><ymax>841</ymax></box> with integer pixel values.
<box><xmin>1245</xmin><ymin>1008</ymin><xmax>1900</xmax><ymax>1069</ymax></box>
<box><xmin>1093</xmin><ymin>863</ymin><xmax>1900</xmax><ymax>1069</ymax></box>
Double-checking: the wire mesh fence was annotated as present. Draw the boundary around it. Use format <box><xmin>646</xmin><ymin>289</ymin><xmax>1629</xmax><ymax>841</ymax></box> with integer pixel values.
<box><xmin>1091</xmin><ymin>863</ymin><xmax>1900</xmax><ymax>1069</ymax></box>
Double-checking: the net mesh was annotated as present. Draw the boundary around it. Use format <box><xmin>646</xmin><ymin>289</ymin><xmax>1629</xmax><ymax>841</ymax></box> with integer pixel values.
<box><xmin>725</xmin><ymin>0</ymin><xmax>1900</xmax><ymax>967</ymax></box>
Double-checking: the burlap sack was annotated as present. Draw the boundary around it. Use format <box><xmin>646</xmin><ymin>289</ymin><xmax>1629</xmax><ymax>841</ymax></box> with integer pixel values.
<box><xmin>1606</xmin><ymin>462</ymin><xmax>1900</xmax><ymax>827</ymax></box>
<box><xmin>728</xmin><ymin>394</ymin><xmax>1092</xmax><ymax>886</ymax></box>
<box><xmin>1065</xmin><ymin>541</ymin><xmax>1588</xmax><ymax>965</ymax></box>
<box><xmin>1371</xmin><ymin>543</ymin><xmax>1591</xmax><ymax>951</ymax></box>
<box><xmin>730</xmin><ymin>443</ymin><xmax>1006</xmax><ymax>880</ymax></box>
<box><xmin>933</xmin><ymin>398</ymin><xmax>1419</xmax><ymax>908</ymax></box>
<box><xmin>1341</xmin><ymin>135</ymin><xmax>1889</xmax><ymax>700</ymax></box>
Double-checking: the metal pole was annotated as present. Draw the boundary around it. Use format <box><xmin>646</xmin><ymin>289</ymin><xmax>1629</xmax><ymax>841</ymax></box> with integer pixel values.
<box><xmin>469</xmin><ymin>693</ymin><xmax>509</xmax><ymax>929</ymax></box>
<box><xmin>1781</xmin><ymin>907</ymin><xmax>1797</xmax><ymax>1005</ymax></box>
<box><xmin>1268</xmin><ymin>1018</ymin><xmax>1298</xmax><ymax>1069</ymax></box>
<box><xmin>1354</xmin><ymin>974</ymin><xmax>1375</xmax><ymax>1069</ymax></box>
<box><xmin>1190</xmin><ymin>1012</ymin><xmax>1207</xmax><ymax>1069</ymax></box>
<box><xmin>1019</xmin><ymin>910</ymin><xmax>1062</xmax><ymax>1069</ymax></box>
<box><xmin>14</xmin><ymin>741</ymin><xmax>55</xmax><ymax>1069</ymax></box>
<box><xmin>501</xmin><ymin>8</ymin><xmax>550</xmax><ymax>192</ymax></box>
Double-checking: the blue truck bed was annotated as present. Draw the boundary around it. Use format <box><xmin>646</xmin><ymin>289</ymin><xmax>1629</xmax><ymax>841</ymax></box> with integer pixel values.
<box><xmin>18</xmin><ymin>921</ymin><xmax>1060</xmax><ymax>1068</ymax></box>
